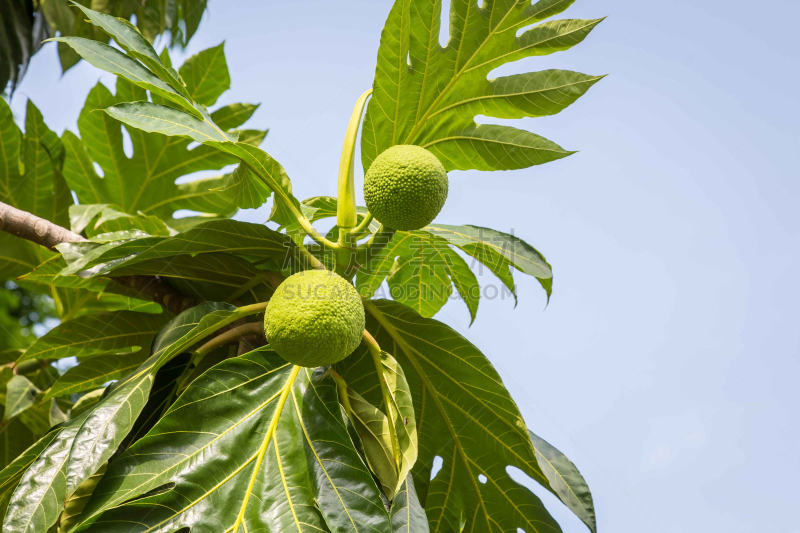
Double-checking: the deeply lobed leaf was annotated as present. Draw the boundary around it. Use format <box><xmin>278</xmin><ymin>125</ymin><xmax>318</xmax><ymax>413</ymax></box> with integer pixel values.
<box><xmin>362</xmin><ymin>0</ymin><xmax>603</xmax><ymax>172</ymax></box>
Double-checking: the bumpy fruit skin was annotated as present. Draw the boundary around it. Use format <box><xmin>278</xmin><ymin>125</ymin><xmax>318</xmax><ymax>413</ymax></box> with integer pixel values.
<box><xmin>264</xmin><ymin>270</ymin><xmax>365</xmax><ymax>367</ymax></box>
<box><xmin>364</xmin><ymin>145</ymin><xmax>448</xmax><ymax>231</ymax></box>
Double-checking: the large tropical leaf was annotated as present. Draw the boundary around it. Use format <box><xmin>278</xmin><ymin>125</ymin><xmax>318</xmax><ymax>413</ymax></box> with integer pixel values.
<box><xmin>0</xmin><ymin>98</ymin><xmax>70</xmax><ymax>278</ymax></box>
<box><xmin>426</xmin><ymin>223</ymin><xmax>553</xmax><ymax>300</ymax></box>
<box><xmin>339</xmin><ymin>299</ymin><xmax>579</xmax><ymax>533</ymax></box>
<box><xmin>356</xmin><ymin>230</ymin><xmax>479</xmax><ymax>321</ymax></box>
<box><xmin>17</xmin><ymin>311</ymin><xmax>166</xmax><ymax>363</ymax></box>
<box><xmin>362</xmin><ymin>0</ymin><xmax>603</xmax><ymax>172</ymax></box>
<box><xmin>42</xmin><ymin>351</ymin><xmax>151</xmax><ymax>401</ymax></box>
<box><xmin>356</xmin><ymin>224</ymin><xmax>550</xmax><ymax>321</ymax></box>
<box><xmin>0</xmin><ymin>430</ymin><xmax>61</xmax><ymax>521</ymax></box>
<box><xmin>3</xmin><ymin>302</ymin><xmax>246</xmax><ymax>533</ymax></box>
<box><xmin>60</xmin><ymin>5</ymin><xmax>302</xmax><ymax>222</ymax></box>
<box><xmin>53</xmin><ymin>219</ymin><xmax>294</xmax><ymax>280</ymax></box>
<box><xmin>73</xmin><ymin>348</ymin><xmax>392</xmax><ymax>533</ymax></box>
<box><xmin>61</xmin><ymin>71</ymin><xmax>258</xmax><ymax>224</ymax></box>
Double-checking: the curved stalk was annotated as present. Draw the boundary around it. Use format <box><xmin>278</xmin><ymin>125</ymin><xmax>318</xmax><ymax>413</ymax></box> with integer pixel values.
<box><xmin>337</xmin><ymin>89</ymin><xmax>372</xmax><ymax>232</ymax></box>
<box><xmin>296</xmin><ymin>213</ymin><xmax>340</xmax><ymax>251</ymax></box>
<box><xmin>194</xmin><ymin>322</ymin><xmax>265</xmax><ymax>357</ymax></box>
<box><xmin>350</xmin><ymin>213</ymin><xmax>374</xmax><ymax>241</ymax></box>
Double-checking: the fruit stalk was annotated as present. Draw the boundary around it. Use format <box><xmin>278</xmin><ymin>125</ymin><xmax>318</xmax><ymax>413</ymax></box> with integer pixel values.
<box><xmin>336</xmin><ymin>89</ymin><xmax>372</xmax><ymax>235</ymax></box>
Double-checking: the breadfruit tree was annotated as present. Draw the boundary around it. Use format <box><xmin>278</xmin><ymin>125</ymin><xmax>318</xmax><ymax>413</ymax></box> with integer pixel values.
<box><xmin>0</xmin><ymin>1</ymin><xmax>604</xmax><ymax>532</ymax></box>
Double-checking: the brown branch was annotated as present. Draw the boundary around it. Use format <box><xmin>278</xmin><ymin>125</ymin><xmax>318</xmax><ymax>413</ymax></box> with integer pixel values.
<box><xmin>1</xmin><ymin>201</ymin><xmax>197</xmax><ymax>315</ymax></box>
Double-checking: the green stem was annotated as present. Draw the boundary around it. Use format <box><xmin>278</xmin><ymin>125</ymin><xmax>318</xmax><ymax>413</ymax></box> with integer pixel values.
<box><xmin>350</xmin><ymin>213</ymin><xmax>374</xmax><ymax>240</ymax></box>
<box><xmin>330</xmin><ymin>369</ymin><xmax>354</xmax><ymax>415</ymax></box>
<box><xmin>296</xmin><ymin>240</ymin><xmax>326</xmax><ymax>270</ymax></box>
<box><xmin>362</xmin><ymin>330</ymin><xmax>401</xmax><ymax>469</ymax></box>
<box><xmin>194</xmin><ymin>322</ymin><xmax>264</xmax><ymax>357</ymax></box>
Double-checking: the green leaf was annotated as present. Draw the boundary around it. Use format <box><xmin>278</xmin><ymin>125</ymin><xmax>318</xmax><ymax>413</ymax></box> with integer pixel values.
<box><xmin>61</xmin><ymin>219</ymin><xmax>292</xmax><ymax>278</ymax></box>
<box><xmin>3</xmin><ymin>376</ymin><xmax>39</xmax><ymax>422</ymax></box>
<box><xmin>0</xmin><ymin>99</ymin><xmax>71</xmax><ymax>277</ymax></box>
<box><xmin>390</xmin><ymin>476</ymin><xmax>430</xmax><ymax>532</ymax></box>
<box><xmin>43</xmin><ymin>351</ymin><xmax>150</xmax><ymax>401</ymax></box>
<box><xmin>426</xmin><ymin>223</ymin><xmax>552</xmax><ymax>300</ymax></box>
<box><xmin>110</xmin><ymin>253</ymin><xmax>273</xmax><ymax>304</ymax></box>
<box><xmin>530</xmin><ymin>430</ymin><xmax>596</xmax><ymax>532</ymax></box>
<box><xmin>362</xmin><ymin>0</ymin><xmax>603</xmax><ymax>172</ymax></box>
<box><xmin>3</xmin><ymin>409</ymin><xmax>93</xmax><ymax>533</ymax></box>
<box><xmin>104</xmin><ymin>101</ymin><xmax>235</xmax><ymax>143</ymax></box>
<box><xmin>69</xmin><ymin>389</ymin><xmax>105</xmax><ymax>419</ymax></box>
<box><xmin>208</xmin><ymin>142</ymin><xmax>302</xmax><ymax>223</ymax></box>
<box><xmin>68</xmin><ymin>3</ymin><xmax>192</xmax><ymax>101</ymax></box>
<box><xmin>18</xmin><ymin>311</ymin><xmax>166</xmax><ymax>363</ymax></box>
<box><xmin>73</xmin><ymin>350</ymin><xmax>391</xmax><ymax>533</ymax></box>
<box><xmin>49</xmin><ymin>37</ymin><xmax>202</xmax><ymax>120</ymax></box>
<box><xmin>34</xmin><ymin>0</ymin><xmax>207</xmax><ymax>79</ymax></box>
<box><xmin>58</xmin><ymin>462</ymin><xmax>107</xmax><ymax>533</ymax></box>
<box><xmin>354</xmin><ymin>300</ymin><xmax>561</xmax><ymax>533</ymax></box>
<box><xmin>4</xmin><ymin>303</ymin><xmax>242</xmax><ymax>533</ymax></box>
<box><xmin>0</xmin><ymin>430</ymin><xmax>61</xmax><ymax>522</ymax></box>
<box><xmin>178</xmin><ymin>42</ymin><xmax>231</xmax><ymax>106</ymax></box>
<box><xmin>62</xmin><ymin>79</ymin><xmax>245</xmax><ymax>220</ymax></box>
<box><xmin>70</xmin><ymin>205</ymin><xmax>173</xmax><ymax>238</ymax></box>
<box><xmin>357</xmin><ymin>231</ymin><xmax>479</xmax><ymax>321</ymax></box>
<box><xmin>210</xmin><ymin>103</ymin><xmax>260</xmax><ymax>130</ymax></box>
<box><xmin>336</xmin><ymin>349</ymin><xmax>417</xmax><ymax>501</ymax></box>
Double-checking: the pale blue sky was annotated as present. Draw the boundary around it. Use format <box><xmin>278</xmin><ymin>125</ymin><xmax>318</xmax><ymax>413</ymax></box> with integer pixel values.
<box><xmin>9</xmin><ymin>1</ymin><xmax>800</xmax><ymax>531</ymax></box>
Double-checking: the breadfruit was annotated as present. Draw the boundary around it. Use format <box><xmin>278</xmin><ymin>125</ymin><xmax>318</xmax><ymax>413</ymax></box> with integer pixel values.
<box><xmin>264</xmin><ymin>269</ymin><xmax>365</xmax><ymax>367</ymax></box>
<box><xmin>364</xmin><ymin>145</ymin><xmax>448</xmax><ymax>231</ymax></box>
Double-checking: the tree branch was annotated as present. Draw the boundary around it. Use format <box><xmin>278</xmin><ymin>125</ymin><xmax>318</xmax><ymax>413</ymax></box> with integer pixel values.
<box><xmin>0</xmin><ymin>201</ymin><xmax>197</xmax><ymax>315</ymax></box>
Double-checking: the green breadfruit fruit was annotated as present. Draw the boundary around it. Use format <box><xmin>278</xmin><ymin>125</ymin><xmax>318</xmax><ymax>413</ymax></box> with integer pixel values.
<box><xmin>264</xmin><ymin>269</ymin><xmax>365</xmax><ymax>367</ymax></box>
<box><xmin>364</xmin><ymin>145</ymin><xmax>448</xmax><ymax>231</ymax></box>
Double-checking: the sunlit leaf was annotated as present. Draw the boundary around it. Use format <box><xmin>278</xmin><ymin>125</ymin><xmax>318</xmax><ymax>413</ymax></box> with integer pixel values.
<box><xmin>3</xmin><ymin>376</ymin><xmax>39</xmax><ymax>421</ymax></box>
<box><xmin>356</xmin><ymin>230</ymin><xmax>479</xmax><ymax>320</ymax></box>
<box><xmin>530</xmin><ymin>430</ymin><xmax>596</xmax><ymax>532</ymax></box>
<box><xmin>362</xmin><ymin>0</ymin><xmax>603</xmax><ymax>172</ymax></box>
<box><xmin>354</xmin><ymin>299</ymin><xmax>561</xmax><ymax>533</ymax></box>
<box><xmin>390</xmin><ymin>476</ymin><xmax>430</xmax><ymax>533</ymax></box>
<box><xmin>73</xmin><ymin>349</ymin><xmax>391</xmax><ymax>533</ymax></box>
<box><xmin>0</xmin><ymin>98</ymin><xmax>71</xmax><ymax>278</ymax></box>
<box><xmin>18</xmin><ymin>311</ymin><xmax>167</xmax><ymax>363</ymax></box>
<box><xmin>49</xmin><ymin>37</ymin><xmax>202</xmax><ymax>119</ymax></box>
<box><xmin>43</xmin><ymin>351</ymin><xmax>150</xmax><ymax>401</ymax></box>
<box><xmin>179</xmin><ymin>42</ymin><xmax>231</xmax><ymax>106</ymax></box>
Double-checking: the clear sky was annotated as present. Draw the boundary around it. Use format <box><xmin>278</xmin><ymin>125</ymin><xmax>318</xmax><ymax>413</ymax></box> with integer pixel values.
<box><xmin>9</xmin><ymin>0</ymin><xmax>800</xmax><ymax>531</ymax></box>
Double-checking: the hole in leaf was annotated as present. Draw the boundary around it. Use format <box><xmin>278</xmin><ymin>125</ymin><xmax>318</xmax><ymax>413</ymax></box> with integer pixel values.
<box><xmin>430</xmin><ymin>455</ymin><xmax>443</xmax><ymax>480</ymax></box>
<box><xmin>121</xmin><ymin>126</ymin><xmax>134</xmax><ymax>158</ymax></box>
<box><xmin>187</xmin><ymin>141</ymin><xmax>201</xmax><ymax>150</ymax></box>
<box><xmin>92</xmin><ymin>162</ymin><xmax>104</xmax><ymax>178</ymax></box>
<box><xmin>439</xmin><ymin>0</ymin><xmax>451</xmax><ymax>47</ymax></box>
<box><xmin>478</xmin><ymin>474</ymin><xmax>487</xmax><ymax>484</ymax></box>
<box><xmin>173</xmin><ymin>209</ymin><xmax>207</xmax><ymax>219</ymax></box>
